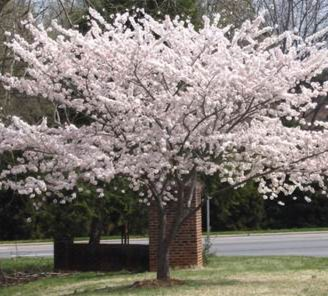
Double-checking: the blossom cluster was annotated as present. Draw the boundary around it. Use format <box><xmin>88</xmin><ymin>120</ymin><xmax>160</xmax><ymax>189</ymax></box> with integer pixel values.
<box><xmin>1</xmin><ymin>10</ymin><xmax>328</xmax><ymax>206</ymax></box>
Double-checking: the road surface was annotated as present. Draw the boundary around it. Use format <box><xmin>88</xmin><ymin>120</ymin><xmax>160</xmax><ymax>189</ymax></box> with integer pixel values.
<box><xmin>1</xmin><ymin>232</ymin><xmax>328</xmax><ymax>258</ymax></box>
<box><xmin>209</xmin><ymin>232</ymin><xmax>328</xmax><ymax>257</ymax></box>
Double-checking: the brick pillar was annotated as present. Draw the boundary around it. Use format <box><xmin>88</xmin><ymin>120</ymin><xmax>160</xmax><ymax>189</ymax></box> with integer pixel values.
<box><xmin>148</xmin><ymin>184</ymin><xmax>203</xmax><ymax>271</ymax></box>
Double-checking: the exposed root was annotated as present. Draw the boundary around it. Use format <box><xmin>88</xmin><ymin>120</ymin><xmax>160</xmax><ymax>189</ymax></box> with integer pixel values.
<box><xmin>130</xmin><ymin>278</ymin><xmax>184</xmax><ymax>289</ymax></box>
<box><xmin>0</xmin><ymin>272</ymin><xmax>71</xmax><ymax>287</ymax></box>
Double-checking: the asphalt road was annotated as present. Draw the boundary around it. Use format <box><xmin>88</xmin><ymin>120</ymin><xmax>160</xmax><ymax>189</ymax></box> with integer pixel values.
<box><xmin>1</xmin><ymin>232</ymin><xmax>328</xmax><ymax>258</ymax></box>
<box><xmin>210</xmin><ymin>232</ymin><xmax>328</xmax><ymax>257</ymax></box>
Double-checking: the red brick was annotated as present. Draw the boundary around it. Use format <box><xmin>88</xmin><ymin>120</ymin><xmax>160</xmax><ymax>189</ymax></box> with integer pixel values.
<box><xmin>148</xmin><ymin>183</ymin><xmax>203</xmax><ymax>271</ymax></box>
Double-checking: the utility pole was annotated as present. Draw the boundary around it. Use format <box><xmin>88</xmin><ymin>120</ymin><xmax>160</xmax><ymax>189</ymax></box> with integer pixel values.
<box><xmin>204</xmin><ymin>195</ymin><xmax>212</xmax><ymax>258</ymax></box>
<box><xmin>206</xmin><ymin>196</ymin><xmax>211</xmax><ymax>238</ymax></box>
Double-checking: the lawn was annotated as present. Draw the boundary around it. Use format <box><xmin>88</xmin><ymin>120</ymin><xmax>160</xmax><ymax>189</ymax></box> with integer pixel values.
<box><xmin>0</xmin><ymin>257</ymin><xmax>53</xmax><ymax>275</ymax></box>
<box><xmin>1</xmin><ymin>256</ymin><xmax>328</xmax><ymax>295</ymax></box>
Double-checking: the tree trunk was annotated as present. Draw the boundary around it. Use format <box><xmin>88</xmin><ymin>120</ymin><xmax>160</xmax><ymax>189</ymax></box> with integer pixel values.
<box><xmin>121</xmin><ymin>223</ymin><xmax>129</xmax><ymax>245</ymax></box>
<box><xmin>157</xmin><ymin>239</ymin><xmax>170</xmax><ymax>280</ymax></box>
<box><xmin>88</xmin><ymin>217</ymin><xmax>102</xmax><ymax>245</ymax></box>
<box><xmin>156</xmin><ymin>210</ymin><xmax>171</xmax><ymax>281</ymax></box>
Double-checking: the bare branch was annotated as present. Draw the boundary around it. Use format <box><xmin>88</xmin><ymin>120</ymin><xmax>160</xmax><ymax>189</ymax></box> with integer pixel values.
<box><xmin>57</xmin><ymin>0</ymin><xmax>73</xmax><ymax>27</ymax></box>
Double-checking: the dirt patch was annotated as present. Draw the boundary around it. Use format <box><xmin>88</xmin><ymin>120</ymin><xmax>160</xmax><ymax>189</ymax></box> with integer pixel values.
<box><xmin>0</xmin><ymin>271</ymin><xmax>71</xmax><ymax>287</ymax></box>
<box><xmin>130</xmin><ymin>278</ymin><xmax>184</xmax><ymax>289</ymax></box>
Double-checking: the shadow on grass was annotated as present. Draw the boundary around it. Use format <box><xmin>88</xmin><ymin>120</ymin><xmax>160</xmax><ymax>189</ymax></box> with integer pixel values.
<box><xmin>55</xmin><ymin>269</ymin><xmax>140</xmax><ymax>284</ymax></box>
<box><xmin>66</xmin><ymin>278</ymin><xmax>240</xmax><ymax>295</ymax></box>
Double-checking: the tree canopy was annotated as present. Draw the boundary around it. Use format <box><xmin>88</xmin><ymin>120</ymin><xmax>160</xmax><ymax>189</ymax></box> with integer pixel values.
<box><xmin>1</xmin><ymin>9</ymin><xmax>328</xmax><ymax>279</ymax></box>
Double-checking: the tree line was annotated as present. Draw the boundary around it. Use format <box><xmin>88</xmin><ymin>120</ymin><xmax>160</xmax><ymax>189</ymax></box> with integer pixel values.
<box><xmin>2</xmin><ymin>179</ymin><xmax>328</xmax><ymax>240</ymax></box>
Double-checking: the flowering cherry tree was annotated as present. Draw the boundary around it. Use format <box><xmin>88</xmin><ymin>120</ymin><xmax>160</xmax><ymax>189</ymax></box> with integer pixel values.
<box><xmin>1</xmin><ymin>9</ymin><xmax>328</xmax><ymax>280</ymax></box>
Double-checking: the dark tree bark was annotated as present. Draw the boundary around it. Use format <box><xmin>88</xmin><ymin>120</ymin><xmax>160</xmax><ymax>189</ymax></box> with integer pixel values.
<box><xmin>121</xmin><ymin>223</ymin><xmax>129</xmax><ymax>245</ymax></box>
<box><xmin>157</xmin><ymin>211</ymin><xmax>170</xmax><ymax>280</ymax></box>
<box><xmin>88</xmin><ymin>217</ymin><xmax>102</xmax><ymax>245</ymax></box>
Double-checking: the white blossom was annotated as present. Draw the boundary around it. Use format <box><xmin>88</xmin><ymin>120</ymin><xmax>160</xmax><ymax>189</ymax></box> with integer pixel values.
<box><xmin>0</xmin><ymin>10</ymin><xmax>327</xmax><ymax>206</ymax></box>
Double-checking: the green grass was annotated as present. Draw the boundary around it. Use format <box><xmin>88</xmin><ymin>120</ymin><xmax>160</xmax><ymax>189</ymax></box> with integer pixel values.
<box><xmin>2</xmin><ymin>256</ymin><xmax>328</xmax><ymax>295</ymax></box>
<box><xmin>0</xmin><ymin>257</ymin><xmax>53</xmax><ymax>275</ymax></box>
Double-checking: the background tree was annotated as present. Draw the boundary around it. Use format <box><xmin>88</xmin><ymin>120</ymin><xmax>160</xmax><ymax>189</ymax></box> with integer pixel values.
<box><xmin>201</xmin><ymin>0</ymin><xmax>255</xmax><ymax>27</ymax></box>
<box><xmin>253</xmin><ymin>0</ymin><xmax>328</xmax><ymax>38</ymax></box>
<box><xmin>204</xmin><ymin>179</ymin><xmax>265</xmax><ymax>231</ymax></box>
